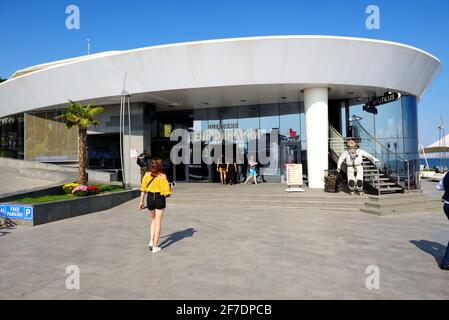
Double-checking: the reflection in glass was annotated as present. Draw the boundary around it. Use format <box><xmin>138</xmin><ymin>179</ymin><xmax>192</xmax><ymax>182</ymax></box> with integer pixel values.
<box><xmin>279</xmin><ymin>102</ymin><xmax>302</xmax><ymax>181</ymax></box>
<box><xmin>24</xmin><ymin>111</ymin><xmax>78</xmax><ymax>161</ymax></box>
<box><xmin>0</xmin><ymin>113</ymin><xmax>24</xmax><ymax>159</ymax></box>
<box><xmin>260</xmin><ymin>104</ymin><xmax>281</xmax><ymax>182</ymax></box>
<box><xmin>349</xmin><ymin>95</ymin><xmax>420</xmax><ymax>189</ymax></box>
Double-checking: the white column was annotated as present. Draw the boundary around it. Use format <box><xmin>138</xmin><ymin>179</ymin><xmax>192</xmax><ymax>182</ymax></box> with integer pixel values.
<box><xmin>304</xmin><ymin>87</ymin><xmax>329</xmax><ymax>189</ymax></box>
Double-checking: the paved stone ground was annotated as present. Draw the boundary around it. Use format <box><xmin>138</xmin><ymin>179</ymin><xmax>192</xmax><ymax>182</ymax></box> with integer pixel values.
<box><xmin>0</xmin><ymin>168</ymin><xmax>56</xmax><ymax>196</ymax></box>
<box><xmin>421</xmin><ymin>178</ymin><xmax>445</xmax><ymax>198</ymax></box>
<box><xmin>0</xmin><ymin>180</ymin><xmax>448</xmax><ymax>300</ymax></box>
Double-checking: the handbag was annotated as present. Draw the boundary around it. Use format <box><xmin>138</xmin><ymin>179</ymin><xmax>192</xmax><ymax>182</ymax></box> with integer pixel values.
<box><xmin>146</xmin><ymin>176</ymin><xmax>156</xmax><ymax>189</ymax></box>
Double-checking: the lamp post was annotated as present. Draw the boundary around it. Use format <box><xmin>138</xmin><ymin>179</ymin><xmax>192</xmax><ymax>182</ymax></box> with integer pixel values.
<box><xmin>438</xmin><ymin>116</ymin><xmax>446</xmax><ymax>168</ymax></box>
<box><xmin>86</xmin><ymin>38</ymin><xmax>91</xmax><ymax>57</ymax></box>
<box><xmin>119</xmin><ymin>72</ymin><xmax>132</xmax><ymax>189</ymax></box>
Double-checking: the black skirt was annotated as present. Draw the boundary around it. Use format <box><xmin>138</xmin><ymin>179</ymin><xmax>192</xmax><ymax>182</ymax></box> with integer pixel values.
<box><xmin>147</xmin><ymin>192</ymin><xmax>166</xmax><ymax>210</ymax></box>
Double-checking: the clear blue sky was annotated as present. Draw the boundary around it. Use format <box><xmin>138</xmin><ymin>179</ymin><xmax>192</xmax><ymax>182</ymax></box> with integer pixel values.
<box><xmin>0</xmin><ymin>0</ymin><xmax>447</xmax><ymax>145</ymax></box>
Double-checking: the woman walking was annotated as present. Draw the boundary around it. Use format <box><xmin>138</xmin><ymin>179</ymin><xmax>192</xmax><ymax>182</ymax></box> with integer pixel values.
<box><xmin>139</xmin><ymin>157</ymin><xmax>172</xmax><ymax>254</ymax></box>
<box><xmin>217</xmin><ymin>158</ymin><xmax>227</xmax><ymax>185</ymax></box>
<box><xmin>244</xmin><ymin>155</ymin><xmax>258</xmax><ymax>185</ymax></box>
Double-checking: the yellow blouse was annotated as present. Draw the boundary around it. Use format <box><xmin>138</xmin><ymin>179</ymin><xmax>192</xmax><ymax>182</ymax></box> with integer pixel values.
<box><xmin>140</xmin><ymin>173</ymin><xmax>172</xmax><ymax>196</ymax></box>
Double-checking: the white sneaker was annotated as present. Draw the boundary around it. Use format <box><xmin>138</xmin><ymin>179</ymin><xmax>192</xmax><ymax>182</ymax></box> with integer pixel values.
<box><xmin>148</xmin><ymin>241</ymin><xmax>153</xmax><ymax>249</ymax></box>
<box><xmin>152</xmin><ymin>246</ymin><xmax>161</xmax><ymax>254</ymax></box>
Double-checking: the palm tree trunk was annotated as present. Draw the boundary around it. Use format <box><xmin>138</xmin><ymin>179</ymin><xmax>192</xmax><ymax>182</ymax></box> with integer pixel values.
<box><xmin>78</xmin><ymin>127</ymin><xmax>88</xmax><ymax>185</ymax></box>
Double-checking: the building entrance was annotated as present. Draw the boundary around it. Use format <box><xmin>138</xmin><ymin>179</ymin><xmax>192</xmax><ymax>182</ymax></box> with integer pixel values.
<box><xmin>152</xmin><ymin>102</ymin><xmax>307</xmax><ymax>183</ymax></box>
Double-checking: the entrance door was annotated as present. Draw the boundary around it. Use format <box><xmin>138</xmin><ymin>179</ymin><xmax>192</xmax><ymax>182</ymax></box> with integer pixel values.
<box><xmin>151</xmin><ymin>138</ymin><xmax>186</xmax><ymax>182</ymax></box>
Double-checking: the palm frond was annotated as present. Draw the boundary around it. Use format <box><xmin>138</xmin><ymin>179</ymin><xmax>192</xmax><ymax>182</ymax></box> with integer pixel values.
<box><xmin>58</xmin><ymin>100</ymin><xmax>104</xmax><ymax>130</ymax></box>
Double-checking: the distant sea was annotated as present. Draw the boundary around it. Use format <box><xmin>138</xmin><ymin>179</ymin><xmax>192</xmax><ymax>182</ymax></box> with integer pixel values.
<box><xmin>419</xmin><ymin>158</ymin><xmax>448</xmax><ymax>168</ymax></box>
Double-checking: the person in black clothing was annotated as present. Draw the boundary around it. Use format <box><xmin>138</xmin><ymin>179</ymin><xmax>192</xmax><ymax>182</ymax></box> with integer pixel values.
<box><xmin>227</xmin><ymin>161</ymin><xmax>237</xmax><ymax>185</ymax></box>
<box><xmin>137</xmin><ymin>149</ymin><xmax>151</xmax><ymax>182</ymax></box>
<box><xmin>239</xmin><ymin>155</ymin><xmax>248</xmax><ymax>182</ymax></box>
<box><xmin>437</xmin><ymin>171</ymin><xmax>449</xmax><ymax>270</ymax></box>
<box><xmin>256</xmin><ymin>162</ymin><xmax>267</xmax><ymax>183</ymax></box>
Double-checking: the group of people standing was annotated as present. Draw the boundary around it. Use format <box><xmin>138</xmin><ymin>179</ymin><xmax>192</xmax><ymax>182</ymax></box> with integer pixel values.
<box><xmin>216</xmin><ymin>161</ymin><xmax>238</xmax><ymax>185</ymax></box>
<box><xmin>216</xmin><ymin>155</ymin><xmax>264</xmax><ymax>185</ymax></box>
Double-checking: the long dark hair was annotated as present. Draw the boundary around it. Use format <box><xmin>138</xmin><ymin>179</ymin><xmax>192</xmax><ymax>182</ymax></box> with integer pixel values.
<box><xmin>149</xmin><ymin>157</ymin><xmax>164</xmax><ymax>177</ymax></box>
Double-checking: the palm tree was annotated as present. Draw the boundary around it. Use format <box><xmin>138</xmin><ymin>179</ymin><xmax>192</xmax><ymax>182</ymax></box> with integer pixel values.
<box><xmin>56</xmin><ymin>100</ymin><xmax>104</xmax><ymax>185</ymax></box>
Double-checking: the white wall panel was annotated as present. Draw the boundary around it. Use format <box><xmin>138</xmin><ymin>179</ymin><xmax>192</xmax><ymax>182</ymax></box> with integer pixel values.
<box><xmin>0</xmin><ymin>36</ymin><xmax>440</xmax><ymax>118</ymax></box>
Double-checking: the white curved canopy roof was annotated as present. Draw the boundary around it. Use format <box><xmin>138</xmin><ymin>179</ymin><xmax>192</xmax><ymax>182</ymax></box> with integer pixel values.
<box><xmin>0</xmin><ymin>35</ymin><xmax>440</xmax><ymax>117</ymax></box>
<box><xmin>421</xmin><ymin>133</ymin><xmax>449</xmax><ymax>153</ymax></box>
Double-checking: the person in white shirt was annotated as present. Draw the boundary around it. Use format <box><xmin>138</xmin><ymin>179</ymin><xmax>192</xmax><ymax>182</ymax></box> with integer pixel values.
<box><xmin>337</xmin><ymin>139</ymin><xmax>379</xmax><ymax>196</ymax></box>
<box><xmin>437</xmin><ymin>171</ymin><xmax>449</xmax><ymax>270</ymax></box>
<box><xmin>244</xmin><ymin>156</ymin><xmax>258</xmax><ymax>185</ymax></box>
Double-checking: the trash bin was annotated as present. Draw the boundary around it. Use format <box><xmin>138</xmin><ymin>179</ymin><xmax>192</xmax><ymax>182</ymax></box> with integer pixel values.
<box><xmin>324</xmin><ymin>169</ymin><xmax>341</xmax><ymax>193</ymax></box>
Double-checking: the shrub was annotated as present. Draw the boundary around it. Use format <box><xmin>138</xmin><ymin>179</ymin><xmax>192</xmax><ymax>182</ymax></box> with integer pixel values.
<box><xmin>72</xmin><ymin>185</ymin><xmax>89</xmax><ymax>196</ymax></box>
<box><xmin>87</xmin><ymin>186</ymin><xmax>100</xmax><ymax>195</ymax></box>
<box><xmin>63</xmin><ymin>183</ymin><xmax>80</xmax><ymax>194</ymax></box>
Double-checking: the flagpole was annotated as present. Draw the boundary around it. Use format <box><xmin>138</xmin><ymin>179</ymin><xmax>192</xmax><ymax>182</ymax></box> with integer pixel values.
<box><xmin>120</xmin><ymin>72</ymin><xmax>132</xmax><ymax>189</ymax></box>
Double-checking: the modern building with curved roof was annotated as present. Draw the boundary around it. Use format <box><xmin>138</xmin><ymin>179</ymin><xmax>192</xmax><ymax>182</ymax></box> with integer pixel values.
<box><xmin>0</xmin><ymin>36</ymin><xmax>441</xmax><ymax>189</ymax></box>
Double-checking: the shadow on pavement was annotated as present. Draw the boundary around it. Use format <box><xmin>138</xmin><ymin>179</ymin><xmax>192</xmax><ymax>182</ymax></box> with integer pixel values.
<box><xmin>159</xmin><ymin>228</ymin><xmax>197</xmax><ymax>249</ymax></box>
<box><xmin>0</xmin><ymin>218</ymin><xmax>17</xmax><ymax>234</ymax></box>
<box><xmin>410</xmin><ymin>240</ymin><xmax>448</xmax><ymax>265</ymax></box>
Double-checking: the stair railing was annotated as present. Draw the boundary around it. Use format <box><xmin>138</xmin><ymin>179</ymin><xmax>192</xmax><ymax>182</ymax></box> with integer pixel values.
<box><xmin>351</xmin><ymin>115</ymin><xmax>410</xmax><ymax>193</ymax></box>
<box><xmin>329</xmin><ymin>124</ymin><xmax>381</xmax><ymax>195</ymax></box>
<box><xmin>329</xmin><ymin>125</ymin><xmax>346</xmax><ymax>159</ymax></box>
<box><xmin>375</xmin><ymin>159</ymin><xmax>381</xmax><ymax>196</ymax></box>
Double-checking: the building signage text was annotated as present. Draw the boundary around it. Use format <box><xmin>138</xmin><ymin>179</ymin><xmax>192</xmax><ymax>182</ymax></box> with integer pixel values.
<box><xmin>368</xmin><ymin>92</ymin><xmax>401</xmax><ymax>107</ymax></box>
<box><xmin>208</xmin><ymin>123</ymin><xmax>239</xmax><ymax>130</ymax></box>
<box><xmin>0</xmin><ymin>205</ymin><xmax>33</xmax><ymax>220</ymax></box>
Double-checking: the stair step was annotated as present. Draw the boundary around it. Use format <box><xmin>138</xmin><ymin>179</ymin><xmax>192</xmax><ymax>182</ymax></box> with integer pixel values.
<box><xmin>365</xmin><ymin>199</ymin><xmax>439</xmax><ymax>209</ymax></box>
<box><xmin>379</xmin><ymin>191</ymin><xmax>403</xmax><ymax>195</ymax></box>
<box><xmin>375</xmin><ymin>182</ymin><xmax>398</xmax><ymax>186</ymax></box>
<box><xmin>19</xmin><ymin>169</ymin><xmax>77</xmax><ymax>182</ymax></box>
<box><xmin>368</xmin><ymin>194</ymin><xmax>429</xmax><ymax>202</ymax></box>
<box><xmin>170</xmin><ymin>201</ymin><xmax>363</xmax><ymax>211</ymax></box>
<box><xmin>171</xmin><ymin>196</ymin><xmax>367</xmax><ymax>205</ymax></box>
<box><xmin>368</xmin><ymin>192</ymin><xmax>426</xmax><ymax>202</ymax></box>
<box><xmin>377</xmin><ymin>183</ymin><xmax>401</xmax><ymax>188</ymax></box>
<box><xmin>364</xmin><ymin>173</ymin><xmax>385</xmax><ymax>177</ymax></box>
<box><xmin>360</xmin><ymin>207</ymin><xmax>441</xmax><ymax>216</ymax></box>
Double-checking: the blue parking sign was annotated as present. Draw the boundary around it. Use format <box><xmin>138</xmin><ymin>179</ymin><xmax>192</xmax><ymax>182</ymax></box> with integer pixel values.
<box><xmin>0</xmin><ymin>204</ymin><xmax>33</xmax><ymax>220</ymax></box>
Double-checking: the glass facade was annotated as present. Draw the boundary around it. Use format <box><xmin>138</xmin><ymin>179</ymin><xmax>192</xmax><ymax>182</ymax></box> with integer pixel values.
<box><xmin>0</xmin><ymin>111</ymin><xmax>78</xmax><ymax>163</ymax></box>
<box><xmin>152</xmin><ymin>102</ymin><xmax>306</xmax><ymax>183</ymax></box>
<box><xmin>24</xmin><ymin>111</ymin><xmax>78</xmax><ymax>162</ymax></box>
<box><xmin>349</xmin><ymin>95</ymin><xmax>420</xmax><ymax>189</ymax></box>
<box><xmin>0</xmin><ymin>95</ymin><xmax>419</xmax><ymax>189</ymax></box>
<box><xmin>0</xmin><ymin>113</ymin><xmax>24</xmax><ymax>159</ymax></box>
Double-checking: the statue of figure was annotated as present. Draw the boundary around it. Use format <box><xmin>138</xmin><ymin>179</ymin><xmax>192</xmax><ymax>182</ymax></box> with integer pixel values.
<box><xmin>337</xmin><ymin>139</ymin><xmax>379</xmax><ymax>196</ymax></box>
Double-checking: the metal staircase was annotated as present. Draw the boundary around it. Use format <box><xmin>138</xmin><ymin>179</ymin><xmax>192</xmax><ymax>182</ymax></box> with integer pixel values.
<box><xmin>329</xmin><ymin>124</ymin><xmax>404</xmax><ymax>195</ymax></box>
<box><xmin>361</xmin><ymin>158</ymin><xmax>403</xmax><ymax>194</ymax></box>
